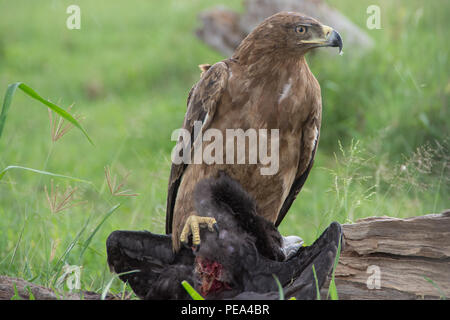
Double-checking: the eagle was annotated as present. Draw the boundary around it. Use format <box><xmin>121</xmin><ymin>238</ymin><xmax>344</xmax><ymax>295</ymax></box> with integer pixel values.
<box><xmin>166</xmin><ymin>11</ymin><xmax>343</xmax><ymax>252</ymax></box>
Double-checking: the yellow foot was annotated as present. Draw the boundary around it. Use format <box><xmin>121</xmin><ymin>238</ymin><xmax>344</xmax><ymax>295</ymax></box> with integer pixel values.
<box><xmin>180</xmin><ymin>215</ymin><xmax>218</xmax><ymax>248</ymax></box>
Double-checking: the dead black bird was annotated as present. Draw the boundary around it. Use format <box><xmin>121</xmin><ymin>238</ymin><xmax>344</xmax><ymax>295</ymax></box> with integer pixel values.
<box><xmin>107</xmin><ymin>172</ymin><xmax>342</xmax><ymax>299</ymax></box>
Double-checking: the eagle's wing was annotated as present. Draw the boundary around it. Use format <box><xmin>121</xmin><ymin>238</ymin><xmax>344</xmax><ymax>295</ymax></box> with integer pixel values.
<box><xmin>275</xmin><ymin>114</ymin><xmax>321</xmax><ymax>227</ymax></box>
<box><xmin>166</xmin><ymin>61</ymin><xmax>229</xmax><ymax>234</ymax></box>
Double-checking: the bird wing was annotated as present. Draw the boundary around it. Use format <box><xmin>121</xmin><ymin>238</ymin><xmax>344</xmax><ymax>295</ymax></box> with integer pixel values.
<box><xmin>166</xmin><ymin>61</ymin><xmax>229</xmax><ymax>234</ymax></box>
<box><xmin>275</xmin><ymin>113</ymin><xmax>321</xmax><ymax>227</ymax></box>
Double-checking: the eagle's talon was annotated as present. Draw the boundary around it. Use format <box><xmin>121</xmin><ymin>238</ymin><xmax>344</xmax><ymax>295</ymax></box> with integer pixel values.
<box><xmin>179</xmin><ymin>215</ymin><xmax>218</xmax><ymax>248</ymax></box>
<box><xmin>213</xmin><ymin>223</ymin><xmax>220</xmax><ymax>235</ymax></box>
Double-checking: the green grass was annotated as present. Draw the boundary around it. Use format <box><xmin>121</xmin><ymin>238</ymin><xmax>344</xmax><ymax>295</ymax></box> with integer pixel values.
<box><xmin>0</xmin><ymin>82</ymin><xmax>92</xmax><ymax>144</ymax></box>
<box><xmin>0</xmin><ymin>0</ymin><xmax>448</xmax><ymax>298</ymax></box>
<box><xmin>182</xmin><ymin>280</ymin><xmax>205</xmax><ymax>300</ymax></box>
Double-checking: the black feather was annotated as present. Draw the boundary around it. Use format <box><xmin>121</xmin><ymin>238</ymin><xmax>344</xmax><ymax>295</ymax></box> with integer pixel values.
<box><xmin>106</xmin><ymin>173</ymin><xmax>342</xmax><ymax>299</ymax></box>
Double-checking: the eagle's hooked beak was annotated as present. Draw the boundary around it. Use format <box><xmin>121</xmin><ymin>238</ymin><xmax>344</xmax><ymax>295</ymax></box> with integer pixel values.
<box><xmin>300</xmin><ymin>25</ymin><xmax>343</xmax><ymax>54</ymax></box>
<box><xmin>322</xmin><ymin>25</ymin><xmax>343</xmax><ymax>54</ymax></box>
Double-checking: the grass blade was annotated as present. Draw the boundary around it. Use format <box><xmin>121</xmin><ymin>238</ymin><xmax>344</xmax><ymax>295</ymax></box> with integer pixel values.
<box><xmin>0</xmin><ymin>83</ymin><xmax>20</xmax><ymax>138</ymax></box>
<box><xmin>51</xmin><ymin>217</ymin><xmax>91</xmax><ymax>286</ymax></box>
<box><xmin>181</xmin><ymin>280</ymin><xmax>204</xmax><ymax>300</ymax></box>
<box><xmin>0</xmin><ymin>82</ymin><xmax>93</xmax><ymax>144</ymax></box>
<box><xmin>327</xmin><ymin>236</ymin><xmax>342</xmax><ymax>300</ymax></box>
<box><xmin>272</xmin><ymin>274</ymin><xmax>284</xmax><ymax>300</ymax></box>
<box><xmin>0</xmin><ymin>165</ymin><xmax>92</xmax><ymax>184</ymax></box>
<box><xmin>424</xmin><ymin>276</ymin><xmax>446</xmax><ymax>300</ymax></box>
<box><xmin>10</xmin><ymin>283</ymin><xmax>22</xmax><ymax>300</ymax></box>
<box><xmin>328</xmin><ymin>275</ymin><xmax>339</xmax><ymax>300</ymax></box>
<box><xmin>78</xmin><ymin>204</ymin><xmax>121</xmax><ymax>262</ymax></box>
<box><xmin>9</xmin><ymin>223</ymin><xmax>25</xmax><ymax>269</ymax></box>
<box><xmin>101</xmin><ymin>270</ymin><xmax>140</xmax><ymax>300</ymax></box>
<box><xmin>312</xmin><ymin>264</ymin><xmax>321</xmax><ymax>300</ymax></box>
<box><xmin>25</xmin><ymin>286</ymin><xmax>35</xmax><ymax>300</ymax></box>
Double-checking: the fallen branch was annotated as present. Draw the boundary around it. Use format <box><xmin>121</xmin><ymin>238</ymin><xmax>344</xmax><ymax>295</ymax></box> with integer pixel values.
<box><xmin>322</xmin><ymin>210</ymin><xmax>450</xmax><ymax>299</ymax></box>
<box><xmin>0</xmin><ymin>276</ymin><xmax>116</xmax><ymax>300</ymax></box>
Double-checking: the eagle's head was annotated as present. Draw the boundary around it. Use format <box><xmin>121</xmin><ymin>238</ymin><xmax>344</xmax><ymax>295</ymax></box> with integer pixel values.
<box><xmin>234</xmin><ymin>11</ymin><xmax>343</xmax><ymax>60</ymax></box>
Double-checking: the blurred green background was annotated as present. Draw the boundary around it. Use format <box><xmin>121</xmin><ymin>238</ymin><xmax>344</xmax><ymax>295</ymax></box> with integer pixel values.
<box><xmin>0</xmin><ymin>0</ymin><xmax>448</xmax><ymax>296</ymax></box>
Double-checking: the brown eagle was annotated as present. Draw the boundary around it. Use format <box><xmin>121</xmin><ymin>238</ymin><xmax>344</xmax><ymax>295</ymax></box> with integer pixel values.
<box><xmin>166</xmin><ymin>12</ymin><xmax>342</xmax><ymax>252</ymax></box>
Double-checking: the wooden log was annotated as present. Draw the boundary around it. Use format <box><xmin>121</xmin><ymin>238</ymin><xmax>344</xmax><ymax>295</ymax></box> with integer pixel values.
<box><xmin>1</xmin><ymin>211</ymin><xmax>448</xmax><ymax>300</ymax></box>
<box><xmin>0</xmin><ymin>275</ymin><xmax>116</xmax><ymax>300</ymax></box>
<box><xmin>321</xmin><ymin>211</ymin><xmax>450</xmax><ymax>300</ymax></box>
<box><xmin>196</xmin><ymin>0</ymin><xmax>374</xmax><ymax>57</ymax></box>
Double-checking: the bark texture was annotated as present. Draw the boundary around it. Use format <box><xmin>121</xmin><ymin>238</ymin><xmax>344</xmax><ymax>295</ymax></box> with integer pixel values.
<box><xmin>321</xmin><ymin>211</ymin><xmax>450</xmax><ymax>300</ymax></box>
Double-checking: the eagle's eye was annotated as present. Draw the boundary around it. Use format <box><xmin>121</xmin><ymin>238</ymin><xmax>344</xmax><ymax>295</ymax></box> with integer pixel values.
<box><xmin>295</xmin><ymin>25</ymin><xmax>308</xmax><ymax>35</ymax></box>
